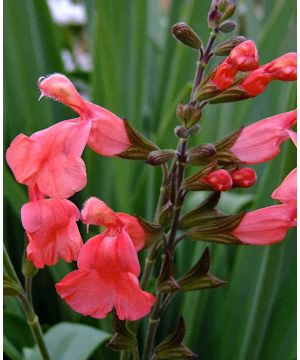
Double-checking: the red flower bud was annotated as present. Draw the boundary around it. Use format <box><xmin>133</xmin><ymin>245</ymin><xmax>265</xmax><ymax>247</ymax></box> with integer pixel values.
<box><xmin>264</xmin><ymin>53</ymin><xmax>297</xmax><ymax>81</ymax></box>
<box><xmin>203</xmin><ymin>169</ymin><xmax>233</xmax><ymax>191</ymax></box>
<box><xmin>231</xmin><ymin>167</ymin><xmax>257</xmax><ymax>187</ymax></box>
<box><xmin>227</xmin><ymin>40</ymin><xmax>259</xmax><ymax>71</ymax></box>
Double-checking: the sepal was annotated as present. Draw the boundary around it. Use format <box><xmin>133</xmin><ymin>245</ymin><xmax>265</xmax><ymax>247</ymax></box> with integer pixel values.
<box><xmin>158</xmin><ymin>201</ymin><xmax>174</xmax><ymax>228</ymax></box>
<box><xmin>213</xmin><ymin>36</ymin><xmax>247</xmax><ymax>56</ymax></box>
<box><xmin>186</xmin><ymin>213</ymin><xmax>245</xmax><ymax>244</ymax></box>
<box><xmin>183</xmin><ymin>162</ymin><xmax>217</xmax><ymax>191</ymax></box>
<box><xmin>208</xmin><ymin>84</ymin><xmax>250</xmax><ymax>104</ymax></box>
<box><xmin>107</xmin><ymin>314</ymin><xmax>137</xmax><ymax>351</ymax></box>
<box><xmin>212</xmin><ymin>127</ymin><xmax>242</xmax><ymax>164</ymax></box>
<box><xmin>157</xmin><ymin>250</ymin><xmax>180</xmax><ymax>293</ymax></box>
<box><xmin>178</xmin><ymin>248</ymin><xmax>226</xmax><ymax>291</ymax></box>
<box><xmin>155</xmin><ymin>317</ymin><xmax>197</xmax><ymax>359</ymax></box>
<box><xmin>187</xmin><ymin>144</ymin><xmax>217</xmax><ymax>165</ymax></box>
<box><xmin>118</xmin><ymin>120</ymin><xmax>159</xmax><ymax>160</ymax></box>
<box><xmin>137</xmin><ymin>216</ymin><xmax>164</xmax><ymax>248</ymax></box>
<box><xmin>193</xmin><ymin>79</ymin><xmax>221</xmax><ymax>102</ymax></box>
<box><xmin>179</xmin><ymin>192</ymin><xmax>221</xmax><ymax>230</ymax></box>
<box><xmin>22</xmin><ymin>257</ymin><xmax>38</xmax><ymax>278</ymax></box>
<box><xmin>3</xmin><ymin>275</ymin><xmax>21</xmax><ymax>297</ymax></box>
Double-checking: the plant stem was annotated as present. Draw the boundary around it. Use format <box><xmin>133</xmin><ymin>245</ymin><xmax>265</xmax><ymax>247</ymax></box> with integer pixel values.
<box><xmin>4</xmin><ymin>246</ymin><xmax>50</xmax><ymax>360</ymax></box>
<box><xmin>141</xmin><ymin>292</ymin><xmax>164</xmax><ymax>360</ymax></box>
<box><xmin>18</xmin><ymin>292</ymin><xmax>51</xmax><ymax>360</ymax></box>
<box><xmin>25</xmin><ymin>277</ymin><xmax>33</xmax><ymax>305</ymax></box>
<box><xmin>190</xmin><ymin>29</ymin><xmax>219</xmax><ymax>101</ymax></box>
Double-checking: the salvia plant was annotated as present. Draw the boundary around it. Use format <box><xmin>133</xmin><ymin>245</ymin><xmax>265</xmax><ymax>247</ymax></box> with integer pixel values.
<box><xmin>4</xmin><ymin>1</ymin><xmax>297</xmax><ymax>360</ymax></box>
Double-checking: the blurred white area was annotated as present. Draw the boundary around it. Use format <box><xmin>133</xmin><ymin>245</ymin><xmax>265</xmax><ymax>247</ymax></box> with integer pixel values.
<box><xmin>47</xmin><ymin>0</ymin><xmax>86</xmax><ymax>26</ymax></box>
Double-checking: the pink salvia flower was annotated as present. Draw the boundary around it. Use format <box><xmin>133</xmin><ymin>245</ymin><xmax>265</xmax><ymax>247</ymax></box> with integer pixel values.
<box><xmin>271</xmin><ymin>168</ymin><xmax>297</xmax><ymax>206</ymax></box>
<box><xmin>56</xmin><ymin>229</ymin><xmax>156</xmax><ymax>320</ymax></box>
<box><xmin>6</xmin><ymin>118</ymin><xmax>92</xmax><ymax>198</ymax></box>
<box><xmin>232</xmin><ymin>204</ymin><xmax>296</xmax><ymax>245</ymax></box>
<box><xmin>230</xmin><ymin>110</ymin><xmax>297</xmax><ymax>164</ymax></box>
<box><xmin>38</xmin><ymin>74</ymin><xmax>131</xmax><ymax>156</ymax></box>
<box><xmin>21</xmin><ymin>199</ymin><xmax>83</xmax><ymax>268</ymax></box>
<box><xmin>81</xmin><ymin>197</ymin><xmax>147</xmax><ymax>251</ymax></box>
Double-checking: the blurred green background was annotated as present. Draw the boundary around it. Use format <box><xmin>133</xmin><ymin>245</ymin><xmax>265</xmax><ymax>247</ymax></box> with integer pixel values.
<box><xmin>4</xmin><ymin>0</ymin><xmax>296</xmax><ymax>359</ymax></box>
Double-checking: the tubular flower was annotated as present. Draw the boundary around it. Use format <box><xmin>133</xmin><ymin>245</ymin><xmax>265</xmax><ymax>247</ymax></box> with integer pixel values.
<box><xmin>81</xmin><ymin>197</ymin><xmax>147</xmax><ymax>251</ymax></box>
<box><xmin>240</xmin><ymin>52</ymin><xmax>297</xmax><ymax>96</ymax></box>
<box><xmin>38</xmin><ymin>74</ymin><xmax>131</xmax><ymax>156</ymax></box>
<box><xmin>272</xmin><ymin>168</ymin><xmax>297</xmax><ymax>206</ymax></box>
<box><xmin>272</xmin><ymin>129</ymin><xmax>297</xmax><ymax>206</ymax></box>
<box><xmin>21</xmin><ymin>199</ymin><xmax>83</xmax><ymax>268</ymax></box>
<box><xmin>6</xmin><ymin>118</ymin><xmax>92</xmax><ymax>198</ymax></box>
<box><xmin>56</xmin><ymin>228</ymin><xmax>156</xmax><ymax>320</ymax></box>
<box><xmin>211</xmin><ymin>40</ymin><xmax>259</xmax><ymax>90</ymax></box>
<box><xmin>232</xmin><ymin>204</ymin><xmax>297</xmax><ymax>245</ymax></box>
<box><xmin>230</xmin><ymin>110</ymin><xmax>297</xmax><ymax>164</ymax></box>
<box><xmin>202</xmin><ymin>169</ymin><xmax>233</xmax><ymax>191</ymax></box>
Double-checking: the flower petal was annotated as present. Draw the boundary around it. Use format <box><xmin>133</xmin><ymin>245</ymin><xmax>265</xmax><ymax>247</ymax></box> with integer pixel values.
<box><xmin>117</xmin><ymin>213</ymin><xmax>147</xmax><ymax>251</ymax></box>
<box><xmin>56</xmin><ymin>270</ymin><xmax>114</xmax><ymax>319</ymax></box>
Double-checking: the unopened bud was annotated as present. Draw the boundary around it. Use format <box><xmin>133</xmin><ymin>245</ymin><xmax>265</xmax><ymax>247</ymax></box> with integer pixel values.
<box><xmin>219</xmin><ymin>20</ymin><xmax>236</xmax><ymax>33</ymax></box>
<box><xmin>146</xmin><ymin>149</ymin><xmax>175</xmax><ymax>166</ymax></box>
<box><xmin>171</xmin><ymin>22</ymin><xmax>202</xmax><ymax>49</ymax></box>
<box><xmin>187</xmin><ymin>144</ymin><xmax>216</xmax><ymax>165</ymax></box>
<box><xmin>214</xmin><ymin>36</ymin><xmax>247</xmax><ymax>56</ymax></box>
<box><xmin>208</xmin><ymin>6</ymin><xmax>222</xmax><ymax>28</ymax></box>
<box><xmin>231</xmin><ymin>167</ymin><xmax>257</xmax><ymax>188</ymax></box>
<box><xmin>202</xmin><ymin>169</ymin><xmax>233</xmax><ymax>191</ymax></box>
<box><xmin>219</xmin><ymin>0</ymin><xmax>236</xmax><ymax>21</ymax></box>
<box><xmin>176</xmin><ymin>103</ymin><xmax>202</xmax><ymax>127</ymax></box>
<box><xmin>174</xmin><ymin>126</ymin><xmax>189</xmax><ymax>139</ymax></box>
<box><xmin>189</xmin><ymin>124</ymin><xmax>201</xmax><ymax>135</ymax></box>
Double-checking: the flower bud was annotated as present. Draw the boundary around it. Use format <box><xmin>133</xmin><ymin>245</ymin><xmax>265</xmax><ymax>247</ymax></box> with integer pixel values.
<box><xmin>219</xmin><ymin>0</ymin><xmax>236</xmax><ymax>21</ymax></box>
<box><xmin>231</xmin><ymin>167</ymin><xmax>257</xmax><ymax>187</ymax></box>
<box><xmin>214</xmin><ymin>36</ymin><xmax>247</xmax><ymax>56</ymax></box>
<box><xmin>176</xmin><ymin>103</ymin><xmax>202</xmax><ymax>127</ymax></box>
<box><xmin>174</xmin><ymin>126</ymin><xmax>189</xmax><ymax>139</ymax></box>
<box><xmin>202</xmin><ymin>169</ymin><xmax>233</xmax><ymax>191</ymax></box>
<box><xmin>219</xmin><ymin>20</ymin><xmax>236</xmax><ymax>33</ymax></box>
<box><xmin>208</xmin><ymin>6</ymin><xmax>222</xmax><ymax>28</ymax></box>
<box><xmin>171</xmin><ymin>22</ymin><xmax>202</xmax><ymax>49</ymax></box>
<box><xmin>22</xmin><ymin>257</ymin><xmax>38</xmax><ymax>278</ymax></box>
<box><xmin>146</xmin><ymin>149</ymin><xmax>176</xmax><ymax>166</ymax></box>
<box><xmin>187</xmin><ymin>144</ymin><xmax>217</xmax><ymax>165</ymax></box>
<box><xmin>189</xmin><ymin>124</ymin><xmax>201</xmax><ymax>135</ymax></box>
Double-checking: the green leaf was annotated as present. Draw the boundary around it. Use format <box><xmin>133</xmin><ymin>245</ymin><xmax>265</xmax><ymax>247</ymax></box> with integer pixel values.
<box><xmin>23</xmin><ymin>322</ymin><xmax>111</xmax><ymax>360</ymax></box>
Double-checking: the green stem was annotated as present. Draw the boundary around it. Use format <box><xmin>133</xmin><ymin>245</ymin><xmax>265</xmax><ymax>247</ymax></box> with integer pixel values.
<box><xmin>141</xmin><ymin>293</ymin><xmax>164</xmax><ymax>360</ymax></box>
<box><xmin>25</xmin><ymin>277</ymin><xmax>33</xmax><ymax>305</ymax></box>
<box><xmin>4</xmin><ymin>246</ymin><xmax>50</xmax><ymax>360</ymax></box>
<box><xmin>120</xmin><ymin>351</ymin><xmax>129</xmax><ymax>360</ymax></box>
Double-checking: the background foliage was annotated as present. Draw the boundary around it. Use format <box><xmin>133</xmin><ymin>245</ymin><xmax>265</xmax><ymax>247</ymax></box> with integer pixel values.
<box><xmin>4</xmin><ymin>0</ymin><xmax>296</xmax><ymax>359</ymax></box>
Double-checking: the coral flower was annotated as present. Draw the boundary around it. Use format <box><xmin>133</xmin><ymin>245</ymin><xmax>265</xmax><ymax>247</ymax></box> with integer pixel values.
<box><xmin>38</xmin><ymin>74</ymin><xmax>131</xmax><ymax>156</ymax></box>
<box><xmin>231</xmin><ymin>167</ymin><xmax>257</xmax><ymax>188</ymax></box>
<box><xmin>211</xmin><ymin>40</ymin><xmax>258</xmax><ymax>90</ymax></box>
<box><xmin>21</xmin><ymin>199</ymin><xmax>83</xmax><ymax>268</ymax></box>
<box><xmin>232</xmin><ymin>204</ymin><xmax>296</xmax><ymax>245</ymax></box>
<box><xmin>272</xmin><ymin>168</ymin><xmax>297</xmax><ymax>206</ymax></box>
<box><xmin>240</xmin><ymin>53</ymin><xmax>297</xmax><ymax>96</ymax></box>
<box><xmin>56</xmin><ymin>229</ymin><xmax>156</xmax><ymax>320</ymax></box>
<box><xmin>230</xmin><ymin>110</ymin><xmax>297</xmax><ymax>164</ymax></box>
<box><xmin>81</xmin><ymin>196</ymin><xmax>147</xmax><ymax>251</ymax></box>
<box><xmin>6</xmin><ymin>118</ymin><xmax>92</xmax><ymax>199</ymax></box>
